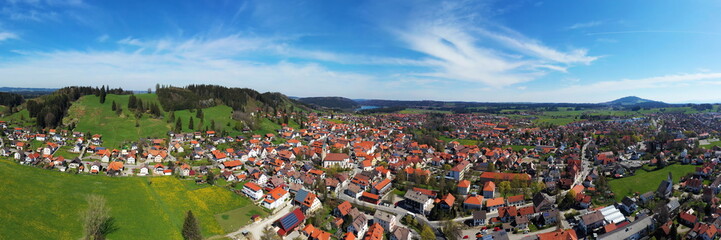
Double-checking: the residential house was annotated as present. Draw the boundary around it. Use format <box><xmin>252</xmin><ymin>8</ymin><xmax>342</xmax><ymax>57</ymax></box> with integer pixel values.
<box><xmin>295</xmin><ymin>189</ymin><xmax>322</xmax><ymax>213</ymax></box>
<box><xmin>390</xmin><ymin>227</ymin><xmax>411</xmax><ymax>240</ymax></box>
<box><xmin>373</xmin><ymin>210</ymin><xmax>396</xmax><ymax>232</ymax></box>
<box><xmin>482</xmin><ymin>181</ymin><xmax>496</xmax><ymax>198</ymax></box>
<box><xmin>536</xmin><ymin>229</ymin><xmax>578</xmax><ymax>240</ymax></box>
<box><xmin>486</xmin><ymin>197</ymin><xmax>505</xmax><ymax>212</ymax></box>
<box><xmin>471</xmin><ymin>210</ymin><xmax>487</xmax><ymax>226</ymax></box>
<box><xmin>457</xmin><ymin>180</ymin><xmax>471</xmax><ymax>195</ymax></box>
<box><xmin>243</xmin><ymin>182</ymin><xmax>264</xmax><ymax>201</ymax></box>
<box><xmin>348</xmin><ymin>212</ymin><xmax>368</xmax><ymax>238</ymax></box>
<box><xmin>463</xmin><ymin>195</ymin><xmax>484</xmax><ymax>210</ymax></box>
<box><xmin>579</xmin><ymin>211</ymin><xmax>606</xmax><ymax>233</ymax></box>
<box><xmin>538</xmin><ymin>209</ymin><xmax>560</xmax><ymax>226</ymax></box>
<box><xmin>275</xmin><ymin>208</ymin><xmax>306</xmax><ymax>236</ymax></box>
<box><xmin>404</xmin><ymin>189</ymin><xmax>434</xmax><ymax>215</ymax></box>
<box><xmin>323</xmin><ymin>153</ymin><xmax>351</xmax><ymax>168</ymax></box>
<box><xmin>506</xmin><ymin>195</ymin><xmax>525</xmax><ymax>207</ymax></box>
<box><xmin>439</xmin><ymin>193</ymin><xmax>455</xmax><ymax>209</ymax></box>
<box><xmin>345</xmin><ymin>184</ymin><xmax>363</xmax><ymax>199</ymax></box>
<box><xmin>263</xmin><ymin>187</ymin><xmax>289</xmax><ymax>210</ymax></box>
<box><xmin>372</xmin><ymin>178</ymin><xmax>392</xmax><ymax>195</ymax></box>
<box><xmin>448</xmin><ymin>160</ymin><xmax>470</xmax><ymax>181</ymax></box>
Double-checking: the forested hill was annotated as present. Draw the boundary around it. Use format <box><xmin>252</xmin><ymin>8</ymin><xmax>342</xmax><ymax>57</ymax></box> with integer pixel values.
<box><xmin>0</xmin><ymin>92</ymin><xmax>23</xmax><ymax>107</ymax></box>
<box><xmin>24</xmin><ymin>86</ymin><xmax>130</xmax><ymax>128</ymax></box>
<box><xmin>156</xmin><ymin>84</ymin><xmax>309</xmax><ymax>112</ymax></box>
<box><xmin>298</xmin><ymin>97</ymin><xmax>360</xmax><ymax>110</ymax></box>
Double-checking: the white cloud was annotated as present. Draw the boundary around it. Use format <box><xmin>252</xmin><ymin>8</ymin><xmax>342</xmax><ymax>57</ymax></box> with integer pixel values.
<box><xmin>389</xmin><ymin>2</ymin><xmax>598</xmax><ymax>88</ymax></box>
<box><xmin>567</xmin><ymin>21</ymin><xmax>603</xmax><ymax>30</ymax></box>
<box><xmin>0</xmin><ymin>35</ymin><xmax>403</xmax><ymax>99</ymax></box>
<box><xmin>476</xmin><ymin>29</ymin><xmax>598</xmax><ymax>65</ymax></box>
<box><xmin>0</xmin><ymin>32</ymin><xmax>18</xmax><ymax>41</ymax></box>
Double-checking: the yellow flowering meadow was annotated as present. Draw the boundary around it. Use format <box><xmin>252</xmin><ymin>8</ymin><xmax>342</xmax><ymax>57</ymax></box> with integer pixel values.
<box><xmin>0</xmin><ymin>158</ymin><xmax>265</xmax><ymax>239</ymax></box>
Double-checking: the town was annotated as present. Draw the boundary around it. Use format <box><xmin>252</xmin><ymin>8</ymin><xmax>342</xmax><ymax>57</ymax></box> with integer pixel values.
<box><xmin>2</xmin><ymin>103</ymin><xmax>721</xmax><ymax>240</ymax></box>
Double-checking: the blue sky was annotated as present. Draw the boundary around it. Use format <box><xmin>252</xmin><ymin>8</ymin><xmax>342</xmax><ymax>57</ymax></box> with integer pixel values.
<box><xmin>0</xmin><ymin>0</ymin><xmax>720</xmax><ymax>103</ymax></box>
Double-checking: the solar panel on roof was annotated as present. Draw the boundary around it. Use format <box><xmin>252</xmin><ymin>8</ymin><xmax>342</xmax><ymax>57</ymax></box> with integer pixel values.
<box><xmin>280</xmin><ymin>214</ymin><xmax>299</xmax><ymax>229</ymax></box>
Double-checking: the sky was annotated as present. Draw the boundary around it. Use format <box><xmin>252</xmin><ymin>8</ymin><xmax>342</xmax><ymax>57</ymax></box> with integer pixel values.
<box><xmin>0</xmin><ymin>0</ymin><xmax>720</xmax><ymax>103</ymax></box>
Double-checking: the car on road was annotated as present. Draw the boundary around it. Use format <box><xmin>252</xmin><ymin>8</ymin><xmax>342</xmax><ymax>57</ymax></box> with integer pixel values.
<box><xmin>463</xmin><ymin>235</ymin><xmax>469</xmax><ymax>239</ymax></box>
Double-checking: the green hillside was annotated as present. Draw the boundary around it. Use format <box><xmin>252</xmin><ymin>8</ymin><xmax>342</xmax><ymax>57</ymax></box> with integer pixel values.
<box><xmin>0</xmin><ymin>158</ymin><xmax>266</xmax><ymax>239</ymax></box>
<box><xmin>63</xmin><ymin>93</ymin><xmax>292</xmax><ymax>147</ymax></box>
<box><xmin>64</xmin><ymin>94</ymin><xmax>170</xmax><ymax>148</ymax></box>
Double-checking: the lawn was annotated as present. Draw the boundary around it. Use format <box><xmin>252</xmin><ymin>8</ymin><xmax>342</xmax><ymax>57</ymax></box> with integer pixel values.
<box><xmin>502</xmin><ymin>145</ymin><xmax>535</xmax><ymax>151</ymax></box>
<box><xmin>608</xmin><ymin>164</ymin><xmax>697</xmax><ymax>201</ymax></box>
<box><xmin>0</xmin><ymin>109</ymin><xmax>33</xmax><ymax>126</ymax></box>
<box><xmin>0</xmin><ymin>158</ymin><xmax>265</xmax><ymax>239</ymax></box>
<box><xmin>53</xmin><ymin>145</ymin><xmax>80</xmax><ymax>159</ymax></box>
<box><xmin>214</xmin><ymin>205</ymin><xmax>267</xmax><ymax>233</ymax></box>
<box><xmin>700</xmin><ymin>141</ymin><xmax>721</xmax><ymax>150</ymax></box>
<box><xmin>65</xmin><ymin>94</ymin><xmax>171</xmax><ymax>148</ymax></box>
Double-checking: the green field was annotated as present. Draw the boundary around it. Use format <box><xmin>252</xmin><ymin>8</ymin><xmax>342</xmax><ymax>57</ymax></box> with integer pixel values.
<box><xmin>608</xmin><ymin>164</ymin><xmax>697</xmax><ymax>201</ymax></box>
<box><xmin>0</xmin><ymin>158</ymin><xmax>265</xmax><ymax>239</ymax></box>
<box><xmin>64</xmin><ymin>94</ymin><xmax>253</xmax><ymax>147</ymax></box>
<box><xmin>172</xmin><ymin>105</ymin><xmax>238</xmax><ymax>134</ymax></box>
<box><xmin>65</xmin><ymin>94</ymin><xmax>171</xmax><ymax>148</ymax></box>
<box><xmin>0</xmin><ymin>109</ymin><xmax>32</xmax><ymax>126</ymax></box>
<box><xmin>502</xmin><ymin>145</ymin><xmax>535</xmax><ymax>151</ymax></box>
<box><xmin>700</xmin><ymin>141</ymin><xmax>721</xmax><ymax>150</ymax></box>
<box><xmin>53</xmin><ymin>145</ymin><xmax>80</xmax><ymax>159</ymax></box>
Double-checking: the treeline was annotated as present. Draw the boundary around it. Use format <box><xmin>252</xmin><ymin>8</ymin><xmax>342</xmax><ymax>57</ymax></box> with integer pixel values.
<box><xmin>26</xmin><ymin>86</ymin><xmax>130</xmax><ymax>128</ymax></box>
<box><xmin>298</xmin><ymin>97</ymin><xmax>360</xmax><ymax>110</ymax></box>
<box><xmin>127</xmin><ymin>95</ymin><xmax>163</xmax><ymax>118</ymax></box>
<box><xmin>357</xmin><ymin>106</ymin><xmax>406</xmax><ymax>114</ymax></box>
<box><xmin>0</xmin><ymin>92</ymin><xmax>23</xmax><ymax>107</ymax></box>
<box><xmin>156</xmin><ymin>84</ymin><xmax>302</xmax><ymax>112</ymax></box>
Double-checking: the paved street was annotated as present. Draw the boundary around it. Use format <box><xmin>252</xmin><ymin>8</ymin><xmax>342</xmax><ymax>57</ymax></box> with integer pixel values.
<box><xmin>225</xmin><ymin>203</ymin><xmax>294</xmax><ymax>240</ymax></box>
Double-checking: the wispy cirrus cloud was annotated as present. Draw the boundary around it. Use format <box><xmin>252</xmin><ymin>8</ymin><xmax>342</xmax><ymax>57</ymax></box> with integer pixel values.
<box><xmin>0</xmin><ymin>31</ymin><xmax>18</xmax><ymax>41</ymax></box>
<box><xmin>566</xmin><ymin>21</ymin><xmax>603</xmax><ymax>30</ymax></box>
<box><xmin>388</xmin><ymin>1</ymin><xmax>598</xmax><ymax>87</ymax></box>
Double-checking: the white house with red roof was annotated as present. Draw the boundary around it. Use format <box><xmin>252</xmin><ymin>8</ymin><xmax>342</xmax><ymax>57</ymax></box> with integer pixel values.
<box><xmin>243</xmin><ymin>182</ymin><xmax>264</xmax><ymax>201</ymax></box>
<box><xmin>323</xmin><ymin>153</ymin><xmax>351</xmax><ymax>168</ymax></box>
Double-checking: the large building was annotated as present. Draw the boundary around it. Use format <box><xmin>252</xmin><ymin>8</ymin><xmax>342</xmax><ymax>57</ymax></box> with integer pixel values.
<box><xmin>404</xmin><ymin>189</ymin><xmax>434</xmax><ymax>214</ymax></box>
<box><xmin>323</xmin><ymin>153</ymin><xmax>351</xmax><ymax>168</ymax></box>
<box><xmin>448</xmin><ymin>160</ymin><xmax>470</xmax><ymax>181</ymax></box>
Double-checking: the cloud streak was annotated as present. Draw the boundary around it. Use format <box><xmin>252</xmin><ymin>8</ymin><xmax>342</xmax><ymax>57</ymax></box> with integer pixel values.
<box><xmin>0</xmin><ymin>32</ymin><xmax>18</xmax><ymax>41</ymax></box>
<box><xmin>567</xmin><ymin>21</ymin><xmax>602</xmax><ymax>30</ymax></box>
<box><xmin>389</xmin><ymin>1</ymin><xmax>598</xmax><ymax>87</ymax></box>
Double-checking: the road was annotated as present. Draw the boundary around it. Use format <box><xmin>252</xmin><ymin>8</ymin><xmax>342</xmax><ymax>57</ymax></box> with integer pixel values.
<box><xmin>560</xmin><ymin>139</ymin><xmax>593</xmax><ymax>196</ymax></box>
<box><xmin>224</xmin><ymin>203</ymin><xmax>294</xmax><ymax>240</ymax></box>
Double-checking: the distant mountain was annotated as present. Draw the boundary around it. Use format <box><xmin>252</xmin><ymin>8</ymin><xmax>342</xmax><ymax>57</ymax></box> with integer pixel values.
<box><xmin>0</xmin><ymin>87</ymin><xmax>57</xmax><ymax>98</ymax></box>
<box><xmin>604</xmin><ymin>96</ymin><xmax>666</xmax><ymax>106</ymax></box>
<box><xmin>298</xmin><ymin>96</ymin><xmax>360</xmax><ymax>110</ymax></box>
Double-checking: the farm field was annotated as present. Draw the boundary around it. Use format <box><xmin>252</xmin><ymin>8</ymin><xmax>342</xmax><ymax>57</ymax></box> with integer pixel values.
<box><xmin>0</xmin><ymin>158</ymin><xmax>265</xmax><ymax>239</ymax></box>
<box><xmin>608</xmin><ymin>164</ymin><xmax>697</xmax><ymax>201</ymax></box>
